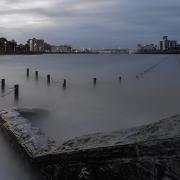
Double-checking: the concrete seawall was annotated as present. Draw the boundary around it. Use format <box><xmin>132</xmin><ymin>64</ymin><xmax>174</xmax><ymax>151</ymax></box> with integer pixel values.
<box><xmin>1</xmin><ymin>108</ymin><xmax>180</xmax><ymax>180</ymax></box>
<box><xmin>0</xmin><ymin>108</ymin><xmax>56</xmax><ymax>160</ymax></box>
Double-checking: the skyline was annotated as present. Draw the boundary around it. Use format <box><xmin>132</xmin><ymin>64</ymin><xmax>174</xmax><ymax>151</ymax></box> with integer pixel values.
<box><xmin>0</xmin><ymin>0</ymin><xmax>180</xmax><ymax>48</ymax></box>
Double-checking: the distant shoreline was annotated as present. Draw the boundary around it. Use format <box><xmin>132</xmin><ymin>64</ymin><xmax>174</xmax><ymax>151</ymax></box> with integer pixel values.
<box><xmin>0</xmin><ymin>51</ymin><xmax>180</xmax><ymax>56</ymax></box>
<box><xmin>135</xmin><ymin>50</ymin><xmax>180</xmax><ymax>54</ymax></box>
<box><xmin>0</xmin><ymin>52</ymin><xmax>44</xmax><ymax>56</ymax></box>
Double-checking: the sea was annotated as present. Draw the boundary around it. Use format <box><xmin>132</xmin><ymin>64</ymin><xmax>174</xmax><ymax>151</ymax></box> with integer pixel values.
<box><xmin>0</xmin><ymin>54</ymin><xmax>180</xmax><ymax>179</ymax></box>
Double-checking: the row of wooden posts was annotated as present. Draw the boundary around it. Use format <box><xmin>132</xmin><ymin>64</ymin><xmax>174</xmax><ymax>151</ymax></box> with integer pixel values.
<box><xmin>1</xmin><ymin>79</ymin><xmax>19</xmax><ymax>100</ymax></box>
<box><xmin>26</xmin><ymin>68</ymin><xmax>122</xmax><ymax>87</ymax></box>
<box><xmin>0</xmin><ymin>68</ymin><xmax>122</xmax><ymax>100</ymax></box>
<box><xmin>27</xmin><ymin>68</ymin><xmax>68</xmax><ymax>88</ymax></box>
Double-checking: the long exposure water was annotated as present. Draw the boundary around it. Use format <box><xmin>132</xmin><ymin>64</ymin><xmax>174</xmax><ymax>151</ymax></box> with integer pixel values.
<box><xmin>0</xmin><ymin>54</ymin><xmax>180</xmax><ymax>179</ymax></box>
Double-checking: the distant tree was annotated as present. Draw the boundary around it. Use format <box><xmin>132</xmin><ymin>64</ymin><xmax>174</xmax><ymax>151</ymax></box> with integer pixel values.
<box><xmin>0</xmin><ymin>37</ymin><xmax>7</xmax><ymax>44</ymax></box>
<box><xmin>0</xmin><ymin>37</ymin><xmax>8</xmax><ymax>53</ymax></box>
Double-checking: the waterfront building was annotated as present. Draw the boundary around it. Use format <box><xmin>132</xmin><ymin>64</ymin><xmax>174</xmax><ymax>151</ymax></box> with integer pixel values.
<box><xmin>159</xmin><ymin>36</ymin><xmax>177</xmax><ymax>50</ymax></box>
<box><xmin>73</xmin><ymin>48</ymin><xmax>92</xmax><ymax>53</ymax></box>
<box><xmin>128</xmin><ymin>48</ymin><xmax>139</xmax><ymax>54</ymax></box>
<box><xmin>96</xmin><ymin>48</ymin><xmax>129</xmax><ymax>54</ymax></box>
<box><xmin>44</xmin><ymin>43</ymin><xmax>51</xmax><ymax>53</ymax></box>
<box><xmin>0</xmin><ymin>37</ymin><xmax>17</xmax><ymax>54</ymax></box>
<box><xmin>137</xmin><ymin>44</ymin><xmax>157</xmax><ymax>52</ymax></box>
<box><xmin>27</xmin><ymin>38</ymin><xmax>45</xmax><ymax>53</ymax></box>
<box><xmin>168</xmin><ymin>40</ymin><xmax>177</xmax><ymax>50</ymax></box>
<box><xmin>16</xmin><ymin>44</ymin><xmax>28</xmax><ymax>53</ymax></box>
<box><xmin>51</xmin><ymin>45</ymin><xmax>72</xmax><ymax>53</ymax></box>
<box><xmin>6</xmin><ymin>40</ymin><xmax>17</xmax><ymax>53</ymax></box>
<box><xmin>0</xmin><ymin>38</ymin><xmax>17</xmax><ymax>54</ymax></box>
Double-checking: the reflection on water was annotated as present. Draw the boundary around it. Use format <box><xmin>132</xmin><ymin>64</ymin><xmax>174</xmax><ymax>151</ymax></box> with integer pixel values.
<box><xmin>0</xmin><ymin>54</ymin><xmax>180</xmax><ymax>179</ymax></box>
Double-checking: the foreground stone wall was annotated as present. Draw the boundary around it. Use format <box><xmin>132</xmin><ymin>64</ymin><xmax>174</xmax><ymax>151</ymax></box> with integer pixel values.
<box><xmin>1</xmin><ymin>108</ymin><xmax>180</xmax><ymax>180</ymax></box>
<box><xmin>37</xmin><ymin>137</ymin><xmax>180</xmax><ymax>180</ymax></box>
<box><xmin>40</xmin><ymin>157</ymin><xmax>180</xmax><ymax>180</ymax></box>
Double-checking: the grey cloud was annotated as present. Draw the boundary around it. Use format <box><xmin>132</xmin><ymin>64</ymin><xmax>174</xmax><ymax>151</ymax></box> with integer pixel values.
<box><xmin>0</xmin><ymin>0</ymin><xmax>180</xmax><ymax>48</ymax></box>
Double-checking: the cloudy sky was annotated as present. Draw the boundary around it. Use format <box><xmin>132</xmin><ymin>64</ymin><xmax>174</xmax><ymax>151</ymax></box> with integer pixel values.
<box><xmin>0</xmin><ymin>0</ymin><xmax>180</xmax><ymax>48</ymax></box>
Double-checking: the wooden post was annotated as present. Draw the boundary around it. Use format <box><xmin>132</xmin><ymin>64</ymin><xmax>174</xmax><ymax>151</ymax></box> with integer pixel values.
<box><xmin>14</xmin><ymin>84</ymin><xmax>19</xmax><ymax>100</ymax></box>
<box><xmin>1</xmin><ymin>79</ymin><xmax>5</xmax><ymax>91</ymax></box>
<box><xmin>93</xmin><ymin>78</ymin><xmax>97</xmax><ymax>85</ymax></box>
<box><xmin>27</xmin><ymin>68</ymin><xmax>29</xmax><ymax>77</ymax></box>
<box><xmin>47</xmin><ymin>74</ymin><xmax>51</xmax><ymax>84</ymax></box>
<box><xmin>35</xmin><ymin>71</ymin><xmax>38</xmax><ymax>80</ymax></box>
<box><xmin>63</xmin><ymin>79</ymin><xmax>66</xmax><ymax>88</ymax></box>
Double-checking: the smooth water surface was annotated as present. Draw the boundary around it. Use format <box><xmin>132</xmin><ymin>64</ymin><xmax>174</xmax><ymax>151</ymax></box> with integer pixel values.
<box><xmin>0</xmin><ymin>54</ymin><xmax>180</xmax><ymax>179</ymax></box>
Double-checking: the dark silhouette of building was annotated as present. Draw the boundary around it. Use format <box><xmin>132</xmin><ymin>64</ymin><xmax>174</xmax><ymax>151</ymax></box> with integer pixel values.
<box><xmin>159</xmin><ymin>36</ymin><xmax>177</xmax><ymax>50</ymax></box>
<box><xmin>27</xmin><ymin>38</ymin><xmax>45</xmax><ymax>53</ymax></box>
<box><xmin>44</xmin><ymin>42</ymin><xmax>51</xmax><ymax>53</ymax></box>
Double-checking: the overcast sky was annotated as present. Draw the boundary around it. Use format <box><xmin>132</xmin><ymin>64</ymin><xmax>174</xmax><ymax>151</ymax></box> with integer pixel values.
<box><xmin>0</xmin><ymin>0</ymin><xmax>180</xmax><ymax>48</ymax></box>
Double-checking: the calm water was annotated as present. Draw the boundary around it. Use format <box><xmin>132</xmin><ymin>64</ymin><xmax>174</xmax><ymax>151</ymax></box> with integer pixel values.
<box><xmin>0</xmin><ymin>54</ymin><xmax>180</xmax><ymax>179</ymax></box>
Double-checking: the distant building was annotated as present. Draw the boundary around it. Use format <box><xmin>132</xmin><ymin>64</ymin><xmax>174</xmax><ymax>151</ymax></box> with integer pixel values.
<box><xmin>159</xmin><ymin>36</ymin><xmax>177</xmax><ymax>51</ymax></box>
<box><xmin>44</xmin><ymin>42</ymin><xmax>51</xmax><ymax>53</ymax></box>
<box><xmin>51</xmin><ymin>45</ymin><xmax>72</xmax><ymax>53</ymax></box>
<box><xmin>16</xmin><ymin>44</ymin><xmax>28</xmax><ymax>53</ymax></box>
<box><xmin>168</xmin><ymin>40</ymin><xmax>177</xmax><ymax>50</ymax></box>
<box><xmin>128</xmin><ymin>48</ymin><xmax>139</xmax><ymax>54</ymax></box>
<box><xmin>27</xmin><ymin>38</ymin><xmax>45</xmax><ymax>53</ymax></box>
<box><xmin>176</xmin><ymin>44</ymin><xmax>180</xmax><ymax>50</ymax></box>
<box><xmin>6</xmin><ymin>40</ymin><xmax>17</xmax><ymax>53</ymax></box>
<box><xmin>137</xmin><ymin>43</ymin><xmax>157</xmax><ymax>53</ymax></box>
<box><xmin>96</xmin><ymin>48</ymin><xmax>129</xmax><ymax>54</ymax></box>
<box><xmin>73</xmin><ymin>48</ymin><xmax>92</xmax><ymax>53</ymax></box>
<box><xmin>0</xmin><ymin>38</ymin><xmax>17</xmax><ymax>54</ymax></box>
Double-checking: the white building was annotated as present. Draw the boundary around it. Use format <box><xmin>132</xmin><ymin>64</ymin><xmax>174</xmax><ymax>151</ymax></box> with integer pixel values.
<box><xmin>51</xmin><ymin>45</ymin><xmax>72</xmax><ymax>53</ymax></box>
